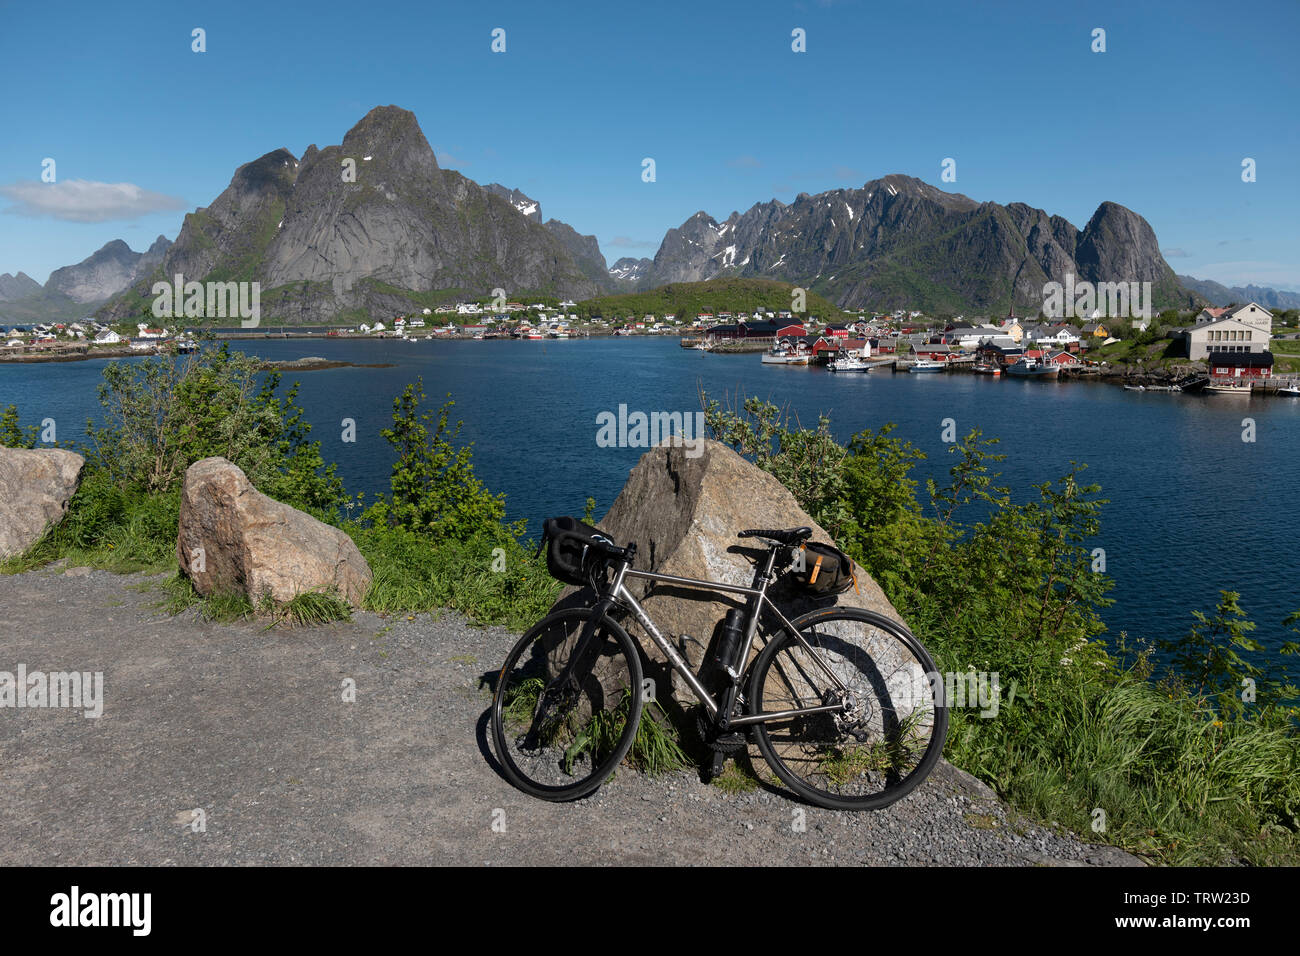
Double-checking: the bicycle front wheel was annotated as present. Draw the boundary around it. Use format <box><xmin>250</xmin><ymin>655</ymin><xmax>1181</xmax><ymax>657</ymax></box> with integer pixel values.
<box><xmin>749</xmin><ymin>607</ymin><xmax>948</xmax><ymax>811</ymax></box>
<box><xmin>491</xmin><ymin>608</ymin><xmax>643</xmax><ymax>802</ymax></box>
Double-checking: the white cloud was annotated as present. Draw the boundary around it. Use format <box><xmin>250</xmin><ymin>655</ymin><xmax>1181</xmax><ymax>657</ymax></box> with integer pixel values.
<box><xmin>610</xmin><ymin>236</ymin><xmax>655</xmax><ymax>249</ymax></box>
<box><xmin>0</xmin><ymin>179</ymin><xmax>186</xmax><ymax>222</ymax></box>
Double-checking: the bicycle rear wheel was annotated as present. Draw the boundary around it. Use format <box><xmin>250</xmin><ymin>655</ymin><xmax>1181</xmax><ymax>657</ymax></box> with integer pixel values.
<box><xmin>749</xmin><ymin>607</ymin><xmax>947</xmax><ymax>810</ymax></box>
<box><xmin>491</xmin><ymin>608</ymin><xmax>643</xmax><ymax>801</ymax></box>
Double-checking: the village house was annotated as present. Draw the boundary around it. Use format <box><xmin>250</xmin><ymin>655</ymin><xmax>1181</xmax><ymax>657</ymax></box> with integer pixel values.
<box><xmin>999</xmin><ymin>317</ymin><xmax>1024</xmax><ymax>343</ymax></box>
<box><xmin>1046</xmin><ymin>348</ymin><xmax>1082</xmax><ymax>367</ymax></box>
<box><xmin>1182</xmin><ymin>302</ymin><xmax>1273</xmax><ymax>360</ymax></box>
<box><xmin>1208</xmin><ymin>350</ymin><xmax>1273</xmax><ymax>382</ymax></box>
<box><xmin>913</xmin><ymin>343</ymin><xmax>954</xmax><ymax>362</ymax></box>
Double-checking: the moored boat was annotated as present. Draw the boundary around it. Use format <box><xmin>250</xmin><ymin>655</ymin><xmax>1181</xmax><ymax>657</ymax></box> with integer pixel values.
<box><xmin>827</xmin><ymin>355</ymin><xmax>870</xmax><ymax>372</ymax></box>
<box><xmin>762</xmin><ymin>347</ymin><xmax>812</xmax><ymax>365</ymax></box>
<box><xmin>909</xmin><ymin>359</ymin><xmax>946</xmax><ymax>373</ymax></box>
<box><xmin>1204</xmin><ymin>381</ymin><xmax>1253</xmax><ymax>396</ymax></box>
<box><xmin>1005</xmin><ymin>357</ymin><xmax>1059</xmax><ymax>379</ymax></box>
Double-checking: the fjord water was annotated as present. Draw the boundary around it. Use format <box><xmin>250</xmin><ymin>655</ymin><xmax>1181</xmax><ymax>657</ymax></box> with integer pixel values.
<box><xmin>3</xmin><ymin>336</ymin><xmax>1297</xmax><ymax>659</ymax></box>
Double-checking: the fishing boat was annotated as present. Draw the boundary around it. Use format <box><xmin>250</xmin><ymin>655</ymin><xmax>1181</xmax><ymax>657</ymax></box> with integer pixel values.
<box><xmin>827</xmin><ymin>355</ymin><xmax>870</xmax><ymax>372</ymax></box>
<box><xmin>762</xmin><ymin>347</ymin><xmax>811</xmax><ymax>365</ymax></box>
<box><xmin>1123</xmin><ymin>384</ymin><xmax>1146</xmax><ymax>392</ymax></box>
<box><xmin>1004</xmin><ymin>357</ymin><xmax>1059</xmax><ymax>379</ymax></box>
<box><xmin>1278</xmin><ymin>384</ymin><xmax>1300</xmax><ymax>396</ymax></box>
<box><xmin>909</xmin><ymin>359</ymin><xmax>946</xmax><ymax>373</ymax></box>
<box><xmin>972</xmin><ymin>362</ymin><xmax>1001</xmax><ymax>376</ymax></box>
<box><xmin>1204</xmin><ymin>381</ymin><xmax>1252</xmax><ymax>396</ymax></box>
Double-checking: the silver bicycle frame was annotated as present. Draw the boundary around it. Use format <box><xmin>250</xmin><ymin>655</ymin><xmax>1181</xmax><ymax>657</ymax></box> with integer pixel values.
<box><xmin>606</xmin><ymin>558</ymin><xmax>852</xmax><ymax>725</ymax></box>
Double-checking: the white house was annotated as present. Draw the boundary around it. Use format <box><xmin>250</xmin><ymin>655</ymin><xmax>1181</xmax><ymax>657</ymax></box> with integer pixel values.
<box><xmin>1185</xmin><ymin>303</ymin><xmax>1273</xmax><ymax>360</ymax></box>
<box><xmin>93</xmin><ymin>330</ymin><xmax>121</xmax><ymax>345</ymax></box>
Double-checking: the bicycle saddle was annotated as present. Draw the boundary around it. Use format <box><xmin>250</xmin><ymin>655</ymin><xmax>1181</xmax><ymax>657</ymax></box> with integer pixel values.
<box><xmin>737</xmin><ymin>527</ymin><xmax>813</xmax><ymax>545</ymax></box>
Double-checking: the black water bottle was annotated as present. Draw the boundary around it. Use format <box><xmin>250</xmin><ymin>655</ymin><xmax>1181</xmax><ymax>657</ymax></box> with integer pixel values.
<box><xmin>714</xmin><ymin>609</ymin><xmax>746</xmax><ymax>683</ymax></box>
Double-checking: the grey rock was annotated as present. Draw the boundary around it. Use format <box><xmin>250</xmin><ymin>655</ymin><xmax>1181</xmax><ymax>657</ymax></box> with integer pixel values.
<box><xmin>176</xmin><ymin>456</ymin><xmax>371</xmax><ymax>607</ymax></box>
<box><xmin>0</xmin><ymin>447</ymin><xmax>84</xmax><ymax>559</ymax></box>
<box><xmin>552</xmin><ymin>439</ymin><xmax>912</xmax><ymax>710</ymax></box>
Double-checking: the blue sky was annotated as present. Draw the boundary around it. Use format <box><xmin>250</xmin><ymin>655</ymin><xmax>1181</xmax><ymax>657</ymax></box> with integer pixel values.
<box><xmin>1</xmin><ymin>0</ymin><xmax>1297</xmax><ymax>290</ymax></box>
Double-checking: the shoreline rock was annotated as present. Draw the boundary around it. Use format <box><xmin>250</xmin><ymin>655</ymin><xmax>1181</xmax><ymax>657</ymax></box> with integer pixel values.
<box><xmin>177</xmin><ymin>456</ymin><xmax>371</xmax><ymax>607</ymax></box>
<box><xmin>0</xmin><ymin>447</ymin><xmax>85</xmax><ymax>559</ymax></box>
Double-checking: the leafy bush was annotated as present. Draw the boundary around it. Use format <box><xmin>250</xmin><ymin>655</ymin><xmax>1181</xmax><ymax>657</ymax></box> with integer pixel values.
<box><xmin>86</xmin><ymin>344</ymin><xmax>345</xmax><ymax>515</ymax></box>
<box><xmin>0</xmin><ymin>404</ymin><xmax>38</xmax><ymax>448</ymax></box>
<box><xmin>360</xmin><ymin>378</ymin><xmax>517</xmax><ymax>542</ymax></box>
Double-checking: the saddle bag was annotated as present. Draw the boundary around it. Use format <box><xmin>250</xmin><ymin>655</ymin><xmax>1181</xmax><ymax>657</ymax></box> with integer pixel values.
<box><xmin>791</xmin><ymin>541</ymin><xmax>857</xmax><ymax>596</ymax></box>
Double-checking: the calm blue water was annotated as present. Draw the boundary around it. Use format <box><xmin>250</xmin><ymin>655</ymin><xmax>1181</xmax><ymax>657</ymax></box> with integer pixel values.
<box><xmin>3</xmin><ymin>336</ymin><xmax>1297</xmax><ymax>659</ymax></box>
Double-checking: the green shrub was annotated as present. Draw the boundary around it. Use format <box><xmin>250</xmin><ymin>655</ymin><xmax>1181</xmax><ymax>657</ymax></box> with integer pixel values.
<box><xmin>361</xmin><ymin>378</ymin><xmax>516</xmax><ymax>542</ymax></box>
<box><xmin>0</xmin><ymin>404</ymin><xmax>38</xmax><ymax>448</ymax></box>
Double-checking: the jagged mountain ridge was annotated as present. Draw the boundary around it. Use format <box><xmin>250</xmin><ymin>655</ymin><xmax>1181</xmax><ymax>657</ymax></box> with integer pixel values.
<box><xmin>633</xmin><ymin>175</ymin><xmax>1194</xmax><ymax>314</ymax></box>
<box><xmin>608</xmin><ymin>257</ymin><xmax>653</xmax><ymax>284</ymax></box>
<box><xmin>99</xmin><ymin>106</ymin><xmax>604</xmax><ymax>323</ymax></box>
<box><xmin>45</xmin><ymin>236</ymin><xmax>170</xmax><ymax>304</ymax></box>
<box><xmin>0</xmin><ymin>271</ymin><xmax>43</xmax><ymax>302</ymax></box>
<box><xmin>484</xmin><ymin>184</ymin><xmax>541</xmax><ymax>221</ymax></box>
<box><xmin>1176</xmin><ymin>275</ymin><xmax>1300</xmax><ymax>311</ymax></box>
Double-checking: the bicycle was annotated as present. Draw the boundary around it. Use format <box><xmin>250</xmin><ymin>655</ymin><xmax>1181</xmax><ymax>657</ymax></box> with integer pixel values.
<box><xmin>489</xmin><ymin>519</ymin><xmax>948</xmax><ymax>810</ymax></box>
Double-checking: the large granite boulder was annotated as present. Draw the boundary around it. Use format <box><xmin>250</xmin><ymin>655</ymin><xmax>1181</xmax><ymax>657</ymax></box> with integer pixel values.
<box><xmin>177</xmin><ymin>457</ymin><xmax>371</xmax><ymax>607</ymax></box>
<box><xmin>0</xmin><ymin>447</ymin><xmax>85</xmax><ymax>560</ymax></box>
<box><xmin>551</xmin><ymin>439</ymin><xmax>910</xmax><ymax>709</ymax></box>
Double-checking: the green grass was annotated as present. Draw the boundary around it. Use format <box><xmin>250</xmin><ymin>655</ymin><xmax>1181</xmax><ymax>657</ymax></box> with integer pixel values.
<box><xmin>711</xmin><ymin>761</ymin><xmax>761</xmax><ymax>794</ymax></box>
<box><xmin>157</xmin><ymin>573</ymin><xmax>254</xmax><ymax>623</ymax></box>
<box><xmin>943</xmin><ymin>670</ymin><xmax>1300</xmax><ymax>865</ymax></box>
<box><xmin>0</xmin><ymin>474</ymin><xmax>179</xmax><ymax>576</ymax></box>
<box><xmin>349</xmin><ymin>523</ymin><xmax>561</xmax><ymax>631</ymax></box>
<box><xmin>269</xmin><ymin>589</ymin><xmax>352</xmax><ymax>627</ymax></box>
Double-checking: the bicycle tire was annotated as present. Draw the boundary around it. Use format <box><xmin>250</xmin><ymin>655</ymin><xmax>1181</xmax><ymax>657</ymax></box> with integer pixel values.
<box><xmin>491</xmin><ymin>607</ymin><xmax>643</xmax><ymax>801</ymax></box>
<box><xmin>749</xmin><ymin>607</ymin><xmax>948</xmax><ymax>811</ymax></box>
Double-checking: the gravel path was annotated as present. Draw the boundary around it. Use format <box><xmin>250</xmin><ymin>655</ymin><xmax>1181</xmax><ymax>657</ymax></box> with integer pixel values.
<box><xmin>0</xmin><ymin>567</ymin><xmax>1142</xmax><ymax>866</ymax></box>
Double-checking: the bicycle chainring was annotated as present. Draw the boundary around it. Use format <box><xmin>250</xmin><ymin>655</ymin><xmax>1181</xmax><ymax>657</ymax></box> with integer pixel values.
<box><xmin>696</xmin><ymin>710</ymin><xmax>748</xmax><ymax>753</ymax></box>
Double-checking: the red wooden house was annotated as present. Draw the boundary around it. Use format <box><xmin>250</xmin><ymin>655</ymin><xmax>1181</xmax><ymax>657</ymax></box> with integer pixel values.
<box><xmin>1208</xmin><ymin>351</ymin><xmax>1273</xmax><ymax>381</ymax></box>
